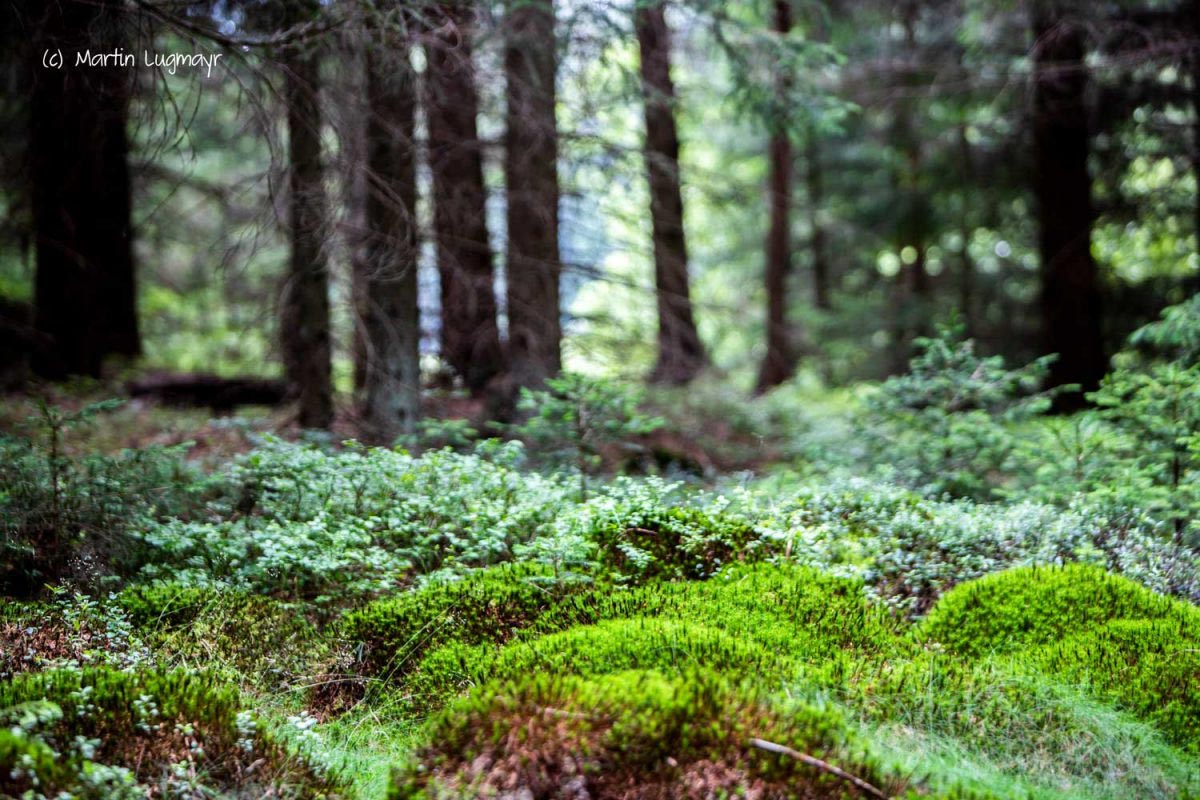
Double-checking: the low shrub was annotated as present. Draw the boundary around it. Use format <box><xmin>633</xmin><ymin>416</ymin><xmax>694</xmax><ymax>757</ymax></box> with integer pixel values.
<box><xmin>590</xmin><ymin>502</ymin><xmax>763</xmax><ymax>581</ymax></box>
<box><xmin>0</xmin><ymin>590</ymin><xmax>151</xmax><ymax>679</ymax></box>
<box><xmin>511</xmin><ymin>372</ymin><xmax>663</xmax><ymax>499</ymax></box>
<box><xmin>919</xmin><ymin>564</ymin><xmax>1192</xmax><ymax>658</ymax></box>
<box><xmin>0</xmin><ymin>666</ymin><xmax>341</xmax><ymax>799</ymax></box>
<box><xmin>0</xmin><ymin>400</ymin><xmax>211</xmax><ymax>597</ymax></box>
<box><xmin>390</xmin><ymin>669</ymin><xmax>920</xmax><ymax>799</ymax></box>
<box><xmin>134</xmin><ymin>440</ymin><xmax>576</xmax><ymax>600</ymax></box>
<box><xmin>857</xmin><ymin>327</ymin><xmax>1051</xmax><ymax>501</ymax></box>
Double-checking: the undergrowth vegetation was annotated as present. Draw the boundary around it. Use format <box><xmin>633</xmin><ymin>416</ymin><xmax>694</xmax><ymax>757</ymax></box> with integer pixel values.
<box><xmin>4</xmin><ymin>307</ymin><xmax>1200</xmax><ymax>798</ymax></box>
<box><xmin>0</xmin><ymin>667</ymin><xmax>339</xmax><ymax>799</ymax></box>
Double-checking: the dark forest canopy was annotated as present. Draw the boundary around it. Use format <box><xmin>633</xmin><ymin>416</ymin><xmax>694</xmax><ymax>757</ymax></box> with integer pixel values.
<box><xmin>0</xmin><ymin>0</ymin><xmax>1198</xmax><ymax>425</ymax></box>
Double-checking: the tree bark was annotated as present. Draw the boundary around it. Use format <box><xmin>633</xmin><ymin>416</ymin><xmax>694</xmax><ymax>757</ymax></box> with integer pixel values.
<box><xmin>1189</xmin><ymin>0</ymin><xmax>1200</xmax><ymax>291</ymax></box>
<box><xmin>1033</xmin><ymin>4</ymin><xmax>1105</xmax><ymax>405</ymax></box>
<box><xmin>756</xmin><ymin>0</ymin><xmax>796</xmax><ymax>393</ymax></box>
<box><xmin>30</xmin><ymin>0</ymin><xmax>139</xmax><ymax>379</ymax></box>
<box><xmin>280</xmin><ymin>36</ymin><xmax>334</xmax><ymax>429</ymax></box>
<box><xmin>504</xmin><ymin>0</ymin><xmax>562</xmax><ymax>390</ymax></box>
<box><xmin>422</xmin><ymin>2</ymin><xmax>504</xmax><ymax>394</ymax></box>
<box><xmin>957</xmin><ymin>123</ymin><xmax>976</xmax><ymax>335</ymax></box>
<box><xmin>636</xmin><ymin>3</ymin><xmax>706</xmax><ymax>385</ymax></box>
<box><xmin>888</xmin><ymin>1</ymin><xmax>929</xmax><ymax>374</ymax></box>
<box><xmin>359</xmin><ymin>24</ymin><xmax>421</xmax><ymax>443</ymax></box>
<box><xmin>806</xmin><ymin>133</ymin><xmax>831</xmax><ymax>312</ymax></box>
<box><xmin>339</xmin><ymin>40</ymin><xmax>371</xmax><ymax>399</ymax></box>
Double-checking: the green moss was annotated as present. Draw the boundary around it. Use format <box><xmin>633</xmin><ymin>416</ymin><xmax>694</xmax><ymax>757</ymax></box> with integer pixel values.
<box><xmin>116</xmin><ymin>580</ymin><xmax>212</xmax><ymax>627</ymax></box>
<box><xmin>0</xmin><ymin>667</ymin><xmax>341</xmax><ymax>798</ymax></box>
<box><xmin>361</xmin><ymin>564</ymin><xmax>902</xmax><ymax>711</ymax></box>
<box><xmin>341</xmin><ymin>564</ymin><xmax>592</xmax><ymax>681</ymax></box>
<box><xmin>919</xmin><ymin>564</ymin><xmax>1191</xmax><ymax>659</ymax></box>
<box><xmin>390</xmin><ymin>669</ymin><xmax>932</xmax><ymax>799</ymax></box>
<box><xmin>536</xmin><ymin>562</ymin><xmax>901</xmax><ymax>653</ymax></box>
<box><xmin>118</xmin><ymin>582</ymin><xmax>323</xmax><ymax>685</ymax></box>
<box><xmin>1024</xmin><ymin>617</ymin><xmax>1200</xmax><ymax>752</ymax></box>
<box><xmin>853</xmin><ymin>653</ymin><xmax>1200</xmax><ymax>800</ymax></box>
<box><xmin>409</xmin><ymin>617</ymin><xmax>783</xmax><ymax>705</ymax></box>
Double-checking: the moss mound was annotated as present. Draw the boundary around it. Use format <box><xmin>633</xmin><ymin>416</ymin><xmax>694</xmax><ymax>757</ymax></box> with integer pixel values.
<box><xmin>1025</xmin><ymin>617</ymin><xmax>1200</xmax><ymax>752</ymax></box>
<box><xmin>0</xmin><ymin>666</ymin><xmax>341</xmax><ymax>798</ymax></box>
<box><xmin>341</xmin><ymin>564</ymin><xmax>592</xmax><ymax>680</ymax></box>
<box><xmin>350</xmin><ymin>561</ymin><xmax>902</xmax><ymax>686</ymax></box>
<box><xmin>117</xmin><ymin>580</ymin><xmax>213</xmax><ymax>627</ymax></box>
<box><xmin>857</xmin><ymin>650</ymin><xmax>1200</xmax><ymax>792</ymax></box>
<box><xmin>356</xmin><ymin>564</ymin><xmax>901</xmax><ymax>709</ymax></box>
<box><xmin>919</xmin><ymin>564</ymin><xmax>1191</xmax><ymax>659</ymax></box>
<box><xmin>536</xmin><ymin>563</ymin><xmax>901</xmax><ymax>655</ymax></box>
<box><xmin>409</xmin><ymin>617</ymin><xmax>783</xmax><ymax>704</ymax></box>
<box><xmin>118</xmin><ymin>581</ymin><xmax>323</xmax><ymax>685</ymax></box>
<box><xmin>390</xmin><ymin>669</ymin><xmax>923</xmax><ymax>800</ymax></box>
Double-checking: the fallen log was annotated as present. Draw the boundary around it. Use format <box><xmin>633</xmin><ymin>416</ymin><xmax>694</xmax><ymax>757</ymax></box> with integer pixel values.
<box><xmin>128</xmin><ymin>372</ymin><xmax>289</xmax><ymax>411</ymax></box>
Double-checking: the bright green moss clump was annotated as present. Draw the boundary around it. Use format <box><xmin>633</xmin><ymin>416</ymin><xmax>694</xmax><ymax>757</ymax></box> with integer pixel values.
<box><xmin>118</xmin><ymin>581</ymin><xmax>323</xmax><ymax>684</ymax></box>
<box><xmin>1025</xmin><ymin>617</ymin><xmax>1200</xmax><ymax>752</ymax></box>
<box><xmin>116</xmin><ymin>580</ymin><xmax>213</xmax><ymax>627</ymax></box>
<box><xmin>917</xmin><ymin>563</ymin><xmax>1200</xmax><ymax>756</ymax></box>
<box><xmin>409</xmin><ymin>617</ymin><xmax>782</xmax><ymax>704</ymax></box>
<box><xmin>0</xmin><ymin>667</ymin><xmax>341</xmax><ymax>799</ymax></box>
<box><xmin>919</xmin><ymin>563</ymin><xmax>1190</xmax><ymax>659</ymax></box>
<box><xmin>390</xmin><ymin>669</ymin><xmax>932</xmax><ymax>800</ymax></box>
<box><xmin>353</xmin><ymin>563</ymin><xmax>902</xmax><ymax>704</ymax></box>
<box><xmin>341</xmin><ymin>564</ymin><xmax>592</xmax><ymax>680</ymax></box>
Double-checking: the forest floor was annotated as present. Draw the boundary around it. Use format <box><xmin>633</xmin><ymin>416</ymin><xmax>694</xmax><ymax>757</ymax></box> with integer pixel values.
<box><xmin>2</xmin><ymin>376</ymin><xmax>1199</xmax><ymax>800</ymax></box>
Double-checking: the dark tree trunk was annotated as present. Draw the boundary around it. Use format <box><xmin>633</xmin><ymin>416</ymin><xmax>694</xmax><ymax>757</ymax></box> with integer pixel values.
<box><xmin>889</xmin><ymin>1</ymin><xmax>929</xmax><ymax>374</ymax></box>
<box><xmin>280</xmin><ymin>38</ymin><xmax>334</xmax><ymax>429</ymax></box>
<box><xmin>636</xmin><ymin>3</ymin><xmax>706</xmax><ymax>385</ymax></box>
<box><xmin>30</xmin><ymin>0</ymin><xmax>138</xmax><ymax>379</ymax></box>
<box><xmin>339</xmin><ymin>40</ymin><xmax>371</xmax><ymax>398</ymax></box>
<box><xmin>422</xmin><ymin>2</ymin><xmax>504</xmax><ymax>395</ymax></box>
<box><xmin>1033</xmin><ymin>5</ymin><xmax>1105</xmax><ymax>405</ymax></box>
<box><xmin>1190</xmin><ymin>0</ymin><xmax>1200</xmax><ymax>290</ymax></box>
<box><xmin>504</xmin><ymin>0</ymin><xmax>562</xmax><ymax>390</ymax></box>
<box><xmin>359</xmin><ymin>28</ymin><xmax>421</xmax><ymax>443</ymax></box>
<box><xmin>957</xmin><ymin>123</ymin><xmax>976</xmax><ymax>335</ymax></box>
<box><xmin>756</xmin><ymin>0</ymin><xmax>796</xmax><ymax>393</ymax></box>
<box><xmin>806</xmin><ymin>134</ymin><xmax>831</xmax><ymax>312</ymax></box>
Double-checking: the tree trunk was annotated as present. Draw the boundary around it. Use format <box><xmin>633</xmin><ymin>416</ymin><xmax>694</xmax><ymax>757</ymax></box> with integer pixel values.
<box><xmin>756</xmin><ymin>0</ymin><xmax>796</xmax><ymax>393</ymax></box>
<box><xmin>30</xmin><ymin>0</ymin><xmax>138</xmax><ymax>379</ymax></box>
<box><xmin>1033</xmin><ymin>4</ymin><xmax>1105</xmax><ymax>405</ymax></box>
<box><xmin>806</xmin><ymin>133</ymin><xmax>832</xmax><ymax>312</ymax></box>
<box><xmin>422</xmin><ymin>2</ymin><xmax>504</xmax><ymax>394</ymax></box>
<box><xmin>280</xmin><ymin>38</ymin><xmax>334</xmax><ymax>429</ymax></box>
<box><xmin>1189</xmin><ymin>0</ymin><xmax>1200</xmax><ymax>292</ymax></box>
<box><xmin>635</xmin><ymin>3</ymin><xmax>706</xmax><ymax>385</ymax></box>
<box><xmin>504</xmin><ymin>0</ymin><xmax>562</xmax><ymax>390</ymax></box>
<box><xmin>888</xmin><ymin>1</ymin><xmax>929</xmax><ymax>374</ymax></box>
<box><xmin>359</xmin><ymin>28</ymin><xmax>421</xmax><ymax>443</ymax></box>
<box><xmin>339</xmin><ymin>41</ymin><xmax>371</xmax><ymax>398</ymax></box>
<box><xmin>957</xmin><ymin>123</ymin><xmax>976</xmax><ymax>335</ymax></box>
